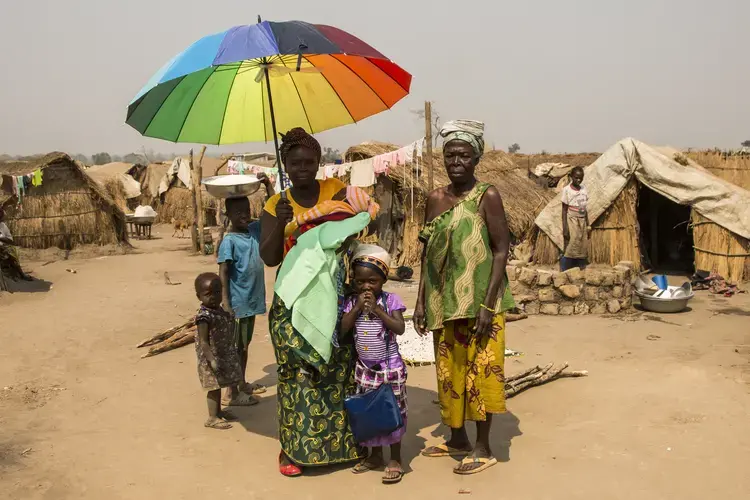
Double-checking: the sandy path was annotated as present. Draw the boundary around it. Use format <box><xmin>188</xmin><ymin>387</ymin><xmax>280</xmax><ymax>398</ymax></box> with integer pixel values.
<box><xmin>1</xmin><ymin>227</ymin><xmax>749</xmax><ymax>499</ymax></box>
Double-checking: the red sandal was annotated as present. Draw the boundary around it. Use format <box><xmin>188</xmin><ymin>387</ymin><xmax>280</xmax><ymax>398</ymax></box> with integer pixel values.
<box><xmin>279</xmin><ymin>452</ymin><xmax>302</xmax><ymax>477</ymax></box>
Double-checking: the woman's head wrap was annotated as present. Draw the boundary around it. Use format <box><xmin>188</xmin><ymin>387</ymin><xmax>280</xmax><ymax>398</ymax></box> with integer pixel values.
<box><xmin>440</xmin><ymin>120</ymin><xmax>485</xmax><ymax>159</ymax></box>
<box><xmin>279</xmin><ymin>127</ymin><xmax>322</xmax><ymax>165</ymax></box>
<box><xmin>352</xmin><ymin>244</ymin><xmax>391</xmax><ymax>280</ymax></box>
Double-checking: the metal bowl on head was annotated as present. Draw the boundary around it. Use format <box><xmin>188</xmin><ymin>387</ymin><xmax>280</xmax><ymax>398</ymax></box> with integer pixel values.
<box><xmin>202</xmin><ymin>175</ymin><xmax>261</xmax><ymax>199</ymax></box>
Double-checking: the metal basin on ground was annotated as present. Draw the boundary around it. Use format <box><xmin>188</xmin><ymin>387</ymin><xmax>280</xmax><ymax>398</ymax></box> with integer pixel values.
<box><xmin>635</xmin><ymin>290</ymin><xmax>694</xmax><ymax>313</ymax></box>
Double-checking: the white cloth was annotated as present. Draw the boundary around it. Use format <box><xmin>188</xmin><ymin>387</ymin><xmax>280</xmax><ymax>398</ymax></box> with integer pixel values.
<box><xmin>158</xmin><ymin>157</ymin><xmax>193</xmax><ymax>195</ymax></box>
<box><xmin>349</xmin><ymin>158</ymin><xmax>376</xmax><ymax>187</ymax></box>
<box><xmin>326</xmin><ymin>164</ymin><xmax>338</xmax><ymax>179</ymax></box>
<box><xmin>134</xmin><ymin>205</ymin><xmax>157</xmax><ymax>218</ymax></box>
<box><xmin>0</xmin><ymin>222</ymin><xmax>12</xmax><ymax>246</ymax></box>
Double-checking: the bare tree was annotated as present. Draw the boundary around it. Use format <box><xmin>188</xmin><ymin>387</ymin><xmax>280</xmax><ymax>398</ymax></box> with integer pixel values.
<box><xmin>741</xmin><ymin>140</ymin><xmax>750</xmax><ymax>148</ymax></box>
<box><xmin>508</xmin><ymin>143</ymin><xmax>521</xmax><ymax>154</ymax></box>
<box><xmin>411</xmin><ymin>102</ymin><xmax>441</xmax><ymax>147</ymax></box>
<box><xmin>321</xmin><ymin>147</ymin><xmax>341</xmax><ymax>164</ymax></box>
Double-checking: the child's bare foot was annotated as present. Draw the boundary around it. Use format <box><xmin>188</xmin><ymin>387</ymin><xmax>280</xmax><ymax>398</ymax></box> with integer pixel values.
<box><xmin>382</xmin><ymin>460</ymin><xmax>404</xmax><ymax>484</ymax></box>
<box><xmin>204</xmin><ymin>417</ymin><xmax>232</xmax><ymax>430</ymax></box>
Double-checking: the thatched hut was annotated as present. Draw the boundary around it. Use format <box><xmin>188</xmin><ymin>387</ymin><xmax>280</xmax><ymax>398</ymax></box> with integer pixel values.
<box><xmin>345</xmin><ymin>142</ymin><xmax>554</xmax><ymax>267</ymax></box>
<box><xmin>533</xmin><ymin>139</ymin><xmax>750</xmax><ymax>281</ymax></box>
<box><xmin>86</xmin><ymin>162</ymin><xmax>144</xmax><ymax>211</ymax></box>
<box><xmin>155</xmin><ymin>155</ymin><xmax>275</xmax><ymax>226</ymax></box>
<box><xmin>0</xmin><ymin>152</ymin><xmax>128</xmax><ymax>249</ymax></box>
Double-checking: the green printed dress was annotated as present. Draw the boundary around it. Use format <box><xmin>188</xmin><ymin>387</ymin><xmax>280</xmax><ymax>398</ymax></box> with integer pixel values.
<box><xmin>419</xmin><ymin>182</ymin><xmax>515</xmax><ymax>427</ymax></box>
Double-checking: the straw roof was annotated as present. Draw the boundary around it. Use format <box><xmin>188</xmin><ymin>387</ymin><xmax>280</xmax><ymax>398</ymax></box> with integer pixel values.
<box><xmin>0</xmin><ymin>152</ymin><xmax>127</xmax><ymax>249</ymax></box>
<box><xmin>345</xmin><ymin>142</ymin><xmax>553</xmax><ymax>239</ymax></box>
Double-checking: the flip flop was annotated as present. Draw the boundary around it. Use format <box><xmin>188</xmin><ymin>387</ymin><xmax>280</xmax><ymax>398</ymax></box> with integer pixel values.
<box><xmin>204</xmin><ymin>418</ymin><xmax>232</xmax><ymax>430</ymax></box>
<box><xmin>279</xmin><ymin>452</ymin><xmax>302</xmax><ymax>477</ymax></box>
<box><xmin>421</xmin><ymin>444</ymin><xmax>472</xmax><ymax>457</ymax></box>
<box><xmin>224</xmin><ymin>393</ymin><xmax>259</xmax><ymax>407</ymax></box>
<box><xmin>352</xmin><ymin>459</ymin><xmax>383</xmax><ymax>474</ymax></box>
<box><xmin>382</xmin><ymin>465</ymin><xmax>404</xmax><ymax>484</ymax></box>
<box><xmin>218</xmin><ymin>410</ymin><xmax>238</xmax><ymax>422</ymax></box>
<box><xmin>453</xmin><ymin>456</ymin><xmax>498</xmax><ymax>475</ymax></box>
<box><xmin>245</xmin><ymin>383</ymin><xmax>267</xmax><ymax>395</ymax></box>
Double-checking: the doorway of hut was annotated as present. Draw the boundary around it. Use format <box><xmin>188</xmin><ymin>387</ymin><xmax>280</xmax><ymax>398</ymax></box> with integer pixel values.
<box><xmin>636</xmin><ymin>184</ymin><xmax>695</xmax><ymax>274</ymax></box>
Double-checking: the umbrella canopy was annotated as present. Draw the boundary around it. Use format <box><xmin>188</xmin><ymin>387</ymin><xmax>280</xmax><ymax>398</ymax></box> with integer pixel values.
<box><xmin>126</xmin><ymin>21</ymin><xmax>412</xmax><ymax>145</ymax></box>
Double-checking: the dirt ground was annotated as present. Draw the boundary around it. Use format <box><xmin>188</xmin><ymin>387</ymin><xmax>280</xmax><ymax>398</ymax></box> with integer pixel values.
<box><xmin>1</xmin><ymin>226</ymin><xmax>749</xmax><ymax>499</ymax></box>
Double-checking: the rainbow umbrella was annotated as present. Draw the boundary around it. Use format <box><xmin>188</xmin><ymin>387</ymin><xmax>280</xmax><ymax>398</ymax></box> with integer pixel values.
<box><xmin>127</xmin><ymin>18</ymin><xmax>411</xmax><ymax>186</ymax></box>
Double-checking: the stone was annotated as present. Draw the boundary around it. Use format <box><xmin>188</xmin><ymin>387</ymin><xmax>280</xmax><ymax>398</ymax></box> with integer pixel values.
<box><xmin>612</xmin><ymin>286</ymin><xmax>624</xmax><ymax>299</ymax></box>
<box><xmin>574</xmin><ymin>302</ymin><xmax>590</xmax><ymax>315</ymax></box>
<box><xmin>559</xmin><ymin>304</ymin><xmax>575</xmax><ymax>316</ymax></box>
<box><xmin>540</xmin><ymin>303</ymin><xmax>560</xmax><ymax>315</ymax></box>
<box><xmin>598</xmin><ymin>289</ymin><xmax>613</xmax><ymax>301</ymax></box>
<box><xmin>601</xmin><ymin>271</ymin><xmax>615</xmax><ymax>287</ymax></box>
<box><xmin>607</xmin><ymin>299</ymin><xmax>622</xmax><ymax>314</ymax></box>
<box><xmin>613</xmin><ymin>265</ymin><xmax>632</xmax><ymax>284</ymax></box>
<box><xmin>515</xmin><ymin>294</ymin><xmax>537</xmax><ymax>304</ymax></box>
<box><xmin>525</xmin><ymin>301</ymin><xmax>541</xmax><ymax>315</ymax></box>
<box><xmin>506</xmin><ymin>265</ymin><xmax>518</xmax><ymax>281</ymax></box>
<box><xmin>590</xmin><ymin>302</ymin><xmax>607</xmax><ymax>315</ymax></box>
<box><xmin>585</xmin><ymin>268</ymin><xmax>604</xmax><ymax>286</ymax></box>
<box><xmin>620</xmin><ymin>296</ymin><xmax>633</xmax><ymax>309</ymax></box>
<box><xmin>564</xmin><ymin>267</ymin><xmax>584</xmax><ymax>284</ymax></box>
<box><xmin>559</xmin><ymin>285</ymin><xmax>582</xmax><ymax>299</ymax></box>
<box><xmin>538</xmin><ymin>288</ymin><xmax>558</xmax><ymax>303</ymax></box>
<box><xmin>511</xmin><ymin>281</ymin><xmax>531</xmax><ymax>297</ymax></box>
<box><xmin>537</xmin><ymin>270</ymin><xmax>553</xmax><ymax>286</ymax></box>
<box><xmin>552</xmin><ymin>272</ymin><xmax>568</xmax><ymax>288</ymax></box>
<box><xmin>584</xmin><ymin>286</ymin><xmax>599</xmax><ymax>302</ymax></box>
<box><xmin>519</xmin><ymin>267</ymin><xmax>538</xmax><ymax>286</ymax></box>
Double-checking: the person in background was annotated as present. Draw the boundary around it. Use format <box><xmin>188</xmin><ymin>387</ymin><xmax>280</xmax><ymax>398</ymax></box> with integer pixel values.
<box><xmin>217</xmin><ymin>173</ymin><xmax>274</xmax><ymax>408</ymax></box>
<box><xmin>341</xmin><ymin>244</ymin><xmax>408</xmax><ymax>484</ymax></box>
<box><xmin>561</xmin><ymin>166</ymin><xmax>590</xmax><ymax>271</ymax></box>
<box><xmin>0</xmin><ymin>205</ymin><xmax>32</xmax><ymax>281</ymax></box>
<box><xmin>414</xmin><ymin>120</ymin><xmax>515</xmax><ymax>475</ymax></box>
<box><xmin>193</xmin><ymin>272</ymin><xmax>243</xmax><ymax>429</ymax></box>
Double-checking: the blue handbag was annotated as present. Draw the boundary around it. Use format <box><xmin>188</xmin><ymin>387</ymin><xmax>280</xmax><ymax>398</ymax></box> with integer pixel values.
<box><xmin>344</xmin><ymin>295</ymin><xmax>404</xmax><ymax>443</ymax></box>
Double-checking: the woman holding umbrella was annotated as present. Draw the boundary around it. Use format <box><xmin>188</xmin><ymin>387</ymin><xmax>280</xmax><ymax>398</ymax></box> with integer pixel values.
<box><xmin>261</xmin><ymin>128</ymin><xmax>374</xmax><ymax>476</ymax></box>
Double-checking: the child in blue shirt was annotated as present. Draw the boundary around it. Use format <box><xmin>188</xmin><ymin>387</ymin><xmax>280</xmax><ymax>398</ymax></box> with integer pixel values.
<box><xmin>218</xmin><ymin>174</ymin><xmax>273</xmax><ymax>407</ymax></box>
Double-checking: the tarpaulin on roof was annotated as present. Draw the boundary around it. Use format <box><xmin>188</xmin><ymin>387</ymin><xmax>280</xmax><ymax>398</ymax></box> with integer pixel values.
<box><xmin>535</xmin><ymin>138</ymin><xmax>750</xmax><ymax>249</ymax></box>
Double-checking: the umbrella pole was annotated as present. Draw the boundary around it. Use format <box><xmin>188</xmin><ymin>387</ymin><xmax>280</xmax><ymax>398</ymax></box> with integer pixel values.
<box><xmin>264</xmin><ymin>66</ymin><xmax>287</xmax><ymax>197</ymax></box>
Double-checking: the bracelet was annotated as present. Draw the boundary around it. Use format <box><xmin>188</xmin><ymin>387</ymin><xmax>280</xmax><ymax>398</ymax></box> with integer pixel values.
<box><xmin>480</xmin><ymin>303</ymin><xmax>497</xmax><ymax>314</ymax></box>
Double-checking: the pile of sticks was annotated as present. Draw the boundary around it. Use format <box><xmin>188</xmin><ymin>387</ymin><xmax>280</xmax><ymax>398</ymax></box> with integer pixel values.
<box><xmin>505</xmin><ymin>362</ymin><xmax>587</xmax><ymax>399</ymax></box>
<box><xmin>136</xmin><ymin>319</ymin><xmax>196</xmax><ymax>358</ymax></box>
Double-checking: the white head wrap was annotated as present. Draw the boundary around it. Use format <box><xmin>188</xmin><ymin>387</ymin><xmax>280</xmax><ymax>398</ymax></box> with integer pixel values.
<box><xmin>352</xmin><ymin>243</ymin><xmax>391</xmax><ymax>278</ymax></box>
<box><xmin>440</xmin><ymin>120</ymin><xmax>485</xmax><ymax>158</ymax></box>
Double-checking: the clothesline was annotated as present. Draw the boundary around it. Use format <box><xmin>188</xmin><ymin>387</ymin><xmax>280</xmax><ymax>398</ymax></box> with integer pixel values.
<box><xmin>317</xmin><ymin>138</ymin><xmax>426</xmax><ymax>188</ymax></box>
<box><xmin>1</xmin><ymin>169</ymin><xmax>44</xmax><ymax>205</ymax></box>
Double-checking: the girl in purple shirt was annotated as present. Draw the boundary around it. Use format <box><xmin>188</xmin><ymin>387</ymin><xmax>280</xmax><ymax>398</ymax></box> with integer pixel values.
<box><xmin>341</xmin><ymin>244</ymin><xmax>407</xmax><ymax>484</ymax></box>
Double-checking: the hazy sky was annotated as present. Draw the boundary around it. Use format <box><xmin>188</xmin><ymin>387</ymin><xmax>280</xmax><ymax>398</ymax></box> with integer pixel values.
<box><xmin>1</xmin><ymin>0</ymin><xmax>748</xmax><ymax>157</ymax></box>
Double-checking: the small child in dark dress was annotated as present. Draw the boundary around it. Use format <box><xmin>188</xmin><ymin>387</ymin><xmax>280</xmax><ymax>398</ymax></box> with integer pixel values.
<box><xmin>194</xmin><ymin>272</ymin><xmax>243</xmax><ymax>429</ymax></box>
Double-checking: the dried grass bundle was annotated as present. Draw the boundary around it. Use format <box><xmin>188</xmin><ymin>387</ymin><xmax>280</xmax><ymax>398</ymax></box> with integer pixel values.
<box><xmin>692</xmin><ymin>212</ymin><xmax>750</xmax><ymax>281</ymax></box>
<box><xmin>686</xmin><ymin>151</ymin><xmax>750</xmax><ymax>190</ymax></box>
<box><xmin>588</xmin><ymin>179</ymin><xmax>641</xmax><ymax>269</ymax></box>
<box><xmin>103</xmin><ymin>177</ymin><xmax>128</xmax><ymax>212</ymax></box>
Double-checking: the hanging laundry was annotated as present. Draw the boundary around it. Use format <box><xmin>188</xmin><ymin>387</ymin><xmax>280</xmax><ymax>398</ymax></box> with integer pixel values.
<box><xmin>325</xmin><ymin>164</ymin><xmax>338</xmax><ymax>179</ymax></box>
<box><xmin>31</xmin><ymin>169</ymin><xmax>43</xmax><ymax>187</ymax></box>
<box><xmin>16</xmin><ymin>176</ymin><xmax>25</xmax><ymax>197</ymax></box>
<box><xmin>336</xmin><ymin>163</ymin><xmax>349</xmax><ymax>177</ymax></box>
<box><xmin>416</xmin><ymin>138</ymin><xmax>424</xmax><ymax>159</ymax></box>
<box><xmin>350</xmin><ymin>158</ymin><xmax>376</xmax><ymax>187</ymax></box>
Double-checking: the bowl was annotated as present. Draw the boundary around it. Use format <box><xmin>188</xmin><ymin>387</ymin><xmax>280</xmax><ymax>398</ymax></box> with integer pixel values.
<box><xmin>635</xmin><ymin>290</ymin><xmax>694</xmax><ymax>313</ymax></box>
<box><xmin>202</xmin><ymin>175</ymin><xmax>261</xmax><ymax>199</ymax></box>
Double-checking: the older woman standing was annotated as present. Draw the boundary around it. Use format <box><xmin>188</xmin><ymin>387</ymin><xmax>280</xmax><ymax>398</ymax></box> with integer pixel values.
<box><xmin>414</xmin><ymin>120</ymin><xmax>515</xmax><ymax>475</ymax></box>
<box><xmin>260</xmin><ymin>128</ymin><xmax>366</xmax><ymax>476</ymax></box>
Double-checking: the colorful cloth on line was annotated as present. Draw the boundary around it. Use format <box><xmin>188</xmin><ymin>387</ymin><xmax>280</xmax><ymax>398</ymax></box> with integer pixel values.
<box><xmin>269</xmin><ymin>294</ymin><xmax>364</xmax><ymax>466</ymax></box>
<box><xmin>353</xmin><ymin>359</ymin><xmax>407</xmax><ymax>447</ymax></box>
<box><xmin>419</xmin><ymin>182</ymin><xmax>515</xmax><ymax>331</ymax></box>
<box><xmin>434</xmin><ymin>314</ymin><xmax>506</xmax><ymax>428</ymax></box>
<box><xmin>194</xmin><ymin>305</ymin><xmax>243</xmax><ymax>391</ymax></box>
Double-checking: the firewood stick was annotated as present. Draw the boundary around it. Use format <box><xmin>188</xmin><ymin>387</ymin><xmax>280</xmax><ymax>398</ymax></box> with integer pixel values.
<box><xmin>506</xmin><ymin>363</ymin><xmax>569</xmax><ymax>398</ymax></box>
<box><xmin>559</xmin><ymin>370</ymin><xmax>589</xmax><ymax>377</ymax></box>
<box><xmin>141</xmin><ymin>334</ymin><xmax>195</xmax><ymax>358</ymax></box>
<box><xmin>136</xmin><ymin>319</ymin><xmax>195</xmax><ymax>348</ymax></box>
<box><xmin>506</xmin><ymin>366</ymin><xmax>541</xmax><ymax>383</ymax></box>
